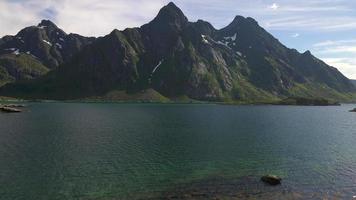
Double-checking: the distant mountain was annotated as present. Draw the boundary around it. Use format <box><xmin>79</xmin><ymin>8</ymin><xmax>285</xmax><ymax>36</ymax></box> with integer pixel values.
<box><xmin>0</xmin><ymin>20</ymin><xmax>95</xmax><ymax>86</ymax></box>
<box><xmin>0</xmin><ymin>2</ymin><xmax>355</xmax><ymax>102</ymax></box>
<box><xmin>351</xmin><ymin>80</ymin><xmax>356</xmax><ymax>87</ymax></box>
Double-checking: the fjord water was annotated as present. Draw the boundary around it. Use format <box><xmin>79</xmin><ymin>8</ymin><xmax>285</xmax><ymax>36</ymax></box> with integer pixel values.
<box><xmin>1</xmin><ymin>103</ymin><xmax>356</xmax><ymax>199</ymax></box>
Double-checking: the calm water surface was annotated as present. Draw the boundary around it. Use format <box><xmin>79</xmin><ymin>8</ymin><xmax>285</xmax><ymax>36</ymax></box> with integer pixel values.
<box><xmin>1</xmin><ymin>103</ymin><xmax>356</xmax><ymax>199</ymax></box>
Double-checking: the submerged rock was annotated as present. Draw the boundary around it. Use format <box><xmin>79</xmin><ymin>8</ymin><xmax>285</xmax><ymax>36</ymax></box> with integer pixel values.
<box><xmin>261</xmin><ymin>175</ymin><xmax>282</xmax><ymax>185</ymax></box>
<box><xmin>350</xmin><ymin>108</ymin><xmax>356</xmax><ymax>112</ymax></box>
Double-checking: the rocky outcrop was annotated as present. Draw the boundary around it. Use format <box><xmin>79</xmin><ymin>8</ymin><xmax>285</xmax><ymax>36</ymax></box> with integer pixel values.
<box><xmin>0</xmin><ymin>105</ymin><xmax>22</xmax><ymax>112</ymax></box>
<box><xmin>261</xmin><ymin>175</ymin><xmax>282</xmax><ymax>185</ymax></box>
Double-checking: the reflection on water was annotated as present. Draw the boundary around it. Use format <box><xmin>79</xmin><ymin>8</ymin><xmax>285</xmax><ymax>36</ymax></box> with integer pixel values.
<box><xmin>0</xmin><ymin>103</ymin><xmax>356</xmax><ymax>199</ymax></box>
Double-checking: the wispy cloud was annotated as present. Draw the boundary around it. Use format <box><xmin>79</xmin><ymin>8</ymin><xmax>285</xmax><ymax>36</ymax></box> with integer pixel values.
<box><xmin>313</xmin><ymin>39</ymin><xmax>356</xmax><ymax>47</ymax></box>
<box><xmin>0</xmin><ymin>0</ymin><xmax>167</xmax><ymax>36</ymax></box>
<box><xmin>1</xmin><ymin>0</ymin><xmax>356</xmax><ymax>36</ymax></box>
<box><xmin>317</xmin><ymin>46</ymin><xmax>356</xmax><ymax>54</ymax></box>
<box><xmin>264</xmin><ymin>17</ymin><xmax>356</xmax><ymax>31</ymax></box>
<box><xmin>291</xmin><ymin>33</ymin><xmax>300</xmax><ymax>38</ymax></box>
<box><xmin>313</xmin><ymin>39</ymin><xmax>356</xmax><ymax>54</ymax></box>
<box><xmin>321</xmin><ymin>57</ymin><xmax>356</xmax><ymax>78</ymax></box>
<box><xmin>313</xmin><ymin>39</ymin><xmax>356</xmax><ymax>78</ymax></box>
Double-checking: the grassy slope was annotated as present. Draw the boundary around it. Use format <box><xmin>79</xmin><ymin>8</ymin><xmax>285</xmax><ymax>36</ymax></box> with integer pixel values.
<box><xmin>0</xmin><ymin>54</ymin><xmax>49</xmax><ymax>86</ymax></box>
<box><xmin>0</xmin><ymin>65</ymin><xmax>15</xmax><ymax>86</ymax></box>
<box><xmin>289</xmin><ymin>83</ymin><xmax>356</xmax><ymax>103</ymax></box>
<box><xmin>81</xmin><ymin>89</ymin><xmax>171</xmax><ymax>102</ymax></box>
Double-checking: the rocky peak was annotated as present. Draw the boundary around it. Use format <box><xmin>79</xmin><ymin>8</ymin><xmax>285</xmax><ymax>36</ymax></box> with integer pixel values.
<box><xmin>224</xmin><ymin>16</ymin><xmax>259</xmax><ymax>31</ymax></box>
<box><xmin>36</xmin><ymin>19</ymin><xmax>68</xmax><ymax>38</ymax></box>
<box><xmin>148</xmin><ymin>2</ymin><xmax>188</xmax><ymax>30</ymax></box>
<box><xmin>303</xmin><ymin>50</ymin><xmax>312</xmax><ymax>56</ymax></box>
<box><xmin>38</xmin><ymin>19</ymin><xmax>58</xmax><ymax>29</ymax></box>
<box><xmin>231</xmin><ymin>15</ymin><xmax>245</xmax><ymax>24</ymax></box>
<box><xmin>301</xmin><ymin>50</ymin><xmax>316</xmax><ymax>61</ymax></box>
<box><xmin>194</xmin><ymin>20</ymin><xmax>216</xmax><ymax>35</ymax></box>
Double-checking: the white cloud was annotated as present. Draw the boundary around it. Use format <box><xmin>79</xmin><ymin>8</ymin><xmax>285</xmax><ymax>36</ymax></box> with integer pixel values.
<box><xmin>291</xmin><ymin>33</ymin><xmax>300</xmax><ymax>38</ymax></box>
<box><xmin>54</xmin><ymin>0</ymin><xmax>165</xmax><ymax>36</ymax></box>
<box><xmin>313</xmin><ymin>39</ymin><xmax>356</xmax><ymax>47</ymax></box>
<box><xmin>0</xmin><ymin>0</ymin><xmax>167</xmax><ymax>37</ymax></box>
<box><xmin>0</xmin><ymin>1</ymin><xmax>43</xmax><ymax>36</ymax></box>
<box><xmin>269</xmin><ymin>3</ymin><xmax>279</xmax><ymax>10</ymax></box>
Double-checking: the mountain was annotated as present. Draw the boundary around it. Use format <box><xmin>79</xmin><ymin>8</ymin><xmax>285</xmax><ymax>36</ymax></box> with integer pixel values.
<box><xmin>0</xmin><ymin>20</ymin><xmax>95</xmax><ymax>86</ymax></box>
<box><xmin>351</xmin><ymin>80</ymin><xmax>356</xmax><ymax>87</ymax></box>
<box><xmin>0</xmin><ymin>2</ymin><xmax>355</xmax><ymax>102</ymax></box>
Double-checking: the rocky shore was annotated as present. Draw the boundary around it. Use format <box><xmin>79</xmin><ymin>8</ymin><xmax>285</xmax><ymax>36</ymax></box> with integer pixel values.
<box><xmin>0</xmin><ymin>104</ymin><xmax>25</xmax><ymax>113</ymax></box>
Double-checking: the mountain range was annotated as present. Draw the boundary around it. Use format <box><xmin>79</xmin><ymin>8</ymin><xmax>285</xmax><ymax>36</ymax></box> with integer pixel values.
<box><xmin>0</xmin><ymin>2</ymin><xmax>355</xmax><ymax>102</ymax></box>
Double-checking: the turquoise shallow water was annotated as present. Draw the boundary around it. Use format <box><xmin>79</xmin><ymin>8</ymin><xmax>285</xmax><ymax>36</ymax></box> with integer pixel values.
<box><xmin>1</xmin><ymin>103</ymin><xmax>356</xmax><ymax>199</ymax></box>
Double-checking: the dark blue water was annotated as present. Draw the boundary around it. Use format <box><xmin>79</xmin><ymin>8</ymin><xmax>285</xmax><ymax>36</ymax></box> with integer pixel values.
<box><xmin>1</xmin><ymin>103</ymin><xmax>356</xmax><ymax>199</ymax></box>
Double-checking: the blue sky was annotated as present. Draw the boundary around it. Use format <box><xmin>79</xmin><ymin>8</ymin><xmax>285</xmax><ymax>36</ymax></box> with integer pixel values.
<box><xmin>1</xmin><ymin>0</ymin><xmax>356</xmax><ymax>78</ymax></box>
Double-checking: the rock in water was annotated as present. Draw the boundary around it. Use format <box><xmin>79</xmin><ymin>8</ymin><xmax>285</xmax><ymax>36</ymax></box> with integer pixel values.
<box><xmin>0</xmin><ymin>106</ymin><xmax>22</xmax><ymax>113</ymax></box>
<box><xmin>261</xmin><ymin>175</ymin><xmax>282</xmax><ymax>185</ymax></box>
<box><xmin>350</xmin><ymin>108</ymin><xmax>356</xmax><ymax>112</ymax></box>
<box><xmin>5</xmin><ymin>104</ymin><xmax>26</xmax><ymax>108</ymax></box>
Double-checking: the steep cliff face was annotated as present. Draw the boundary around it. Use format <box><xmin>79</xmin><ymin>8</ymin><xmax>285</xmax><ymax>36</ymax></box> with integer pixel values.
<box><xmin>0</xmin><ymin>2</ymin><xmax>355</xmax><ymax>101</ymax></box>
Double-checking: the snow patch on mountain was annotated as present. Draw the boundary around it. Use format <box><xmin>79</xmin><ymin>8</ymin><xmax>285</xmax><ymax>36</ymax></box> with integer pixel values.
<box><xmin>26</xmin><ymin>51</ymin><xmax>37</xmax><ymax>59</ymax></box>
<box><xmin>56</xmin><ymin>43</ymin><xmax>62</xmax><ymax>49</ymax></box>
<box><xmin>148</xmin><ymin>59</ymin><xmax>164</xmax><ymax>83</ymax></box>
<box><xmin>213</xmin><ymin>33</ymin><xmax>238</xmax><ymax>50</ymax></box>
<box><xmin>12</xmin><ymin>49</ymin><xmax>20</xmax><ymax>55</ymax></box>
<box><xmin>4</xmin><ymin>48</ymin><xmax>20</xmax><ymax>55</ymax></box>
<box><xmin>224</xmin><ymin>33</ymin><xmax>237</xmax><ymax>41</ymax></box>
<box><xmin>152</xmin><ymin>60</ymin><xmax>163</xmax><ymax>74</ymax></box>
<box><xmin>42</xmin><ymin>40</ymin><xmax>52</xmax><ymax>46</ymax></box>
<box><xmin>217</xmin><ymin>41</ymin><xmax>228</xmax><ymax>46</ymax></box>
<box><xmin>16</xmin><ymin>37</ymin><xmax>25</xmax><ymax>43</ymax></box>
<box><xmin>201</xmin><ymin>35</ymin><xmax>209</xmax><ymax>44</ymax></box>
<box><xmin>215</xmin><ymin>41</ymin><xmax>232</xmax><ymax>50</ymax></box>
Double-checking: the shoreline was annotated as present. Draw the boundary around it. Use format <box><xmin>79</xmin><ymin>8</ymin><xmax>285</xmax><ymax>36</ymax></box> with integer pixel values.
<box><xmin>0</xmin><ymin>100</ymin><xmax>349</xmax><ymax>106</ymax></box>
<box><xmin>1</xmin><ymin>96</ymin><xmax>352</xmax><ymax>106</ymax></box>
